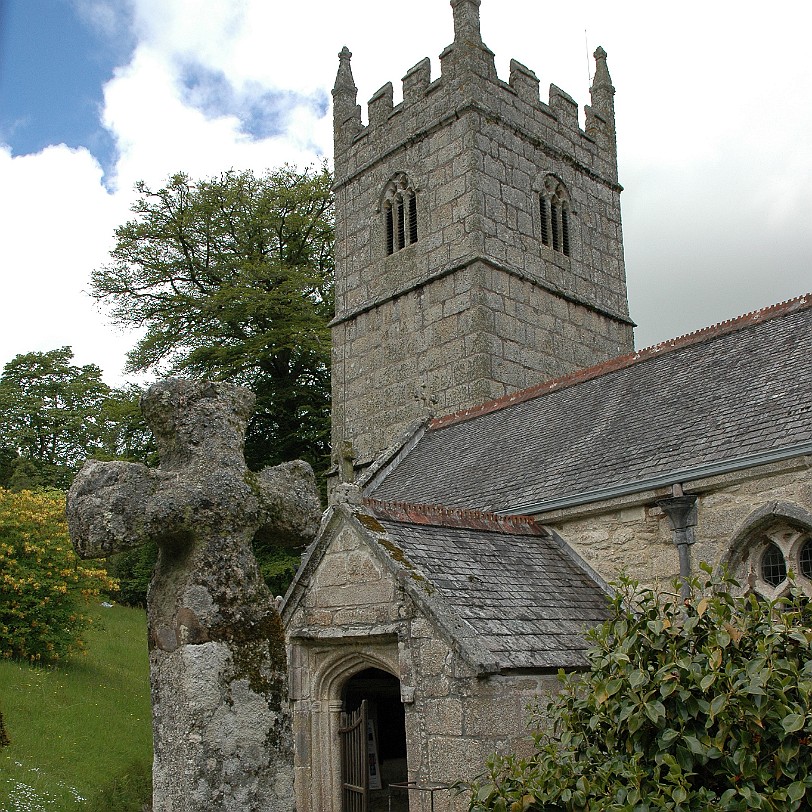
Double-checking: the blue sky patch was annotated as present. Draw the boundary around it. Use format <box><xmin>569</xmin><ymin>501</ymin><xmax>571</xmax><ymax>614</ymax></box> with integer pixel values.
<box><xmin>0</xmin><ymin>0</ymin><xmax>134</xmax><ymax>176</ymax></box>
<box><xmin>179</xmin><ymin>61</ymin><xmax>329</xmax><ymax>142</ymax></box>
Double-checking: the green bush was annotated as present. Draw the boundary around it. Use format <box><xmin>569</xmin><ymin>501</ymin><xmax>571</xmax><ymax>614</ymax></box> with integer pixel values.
<box><xmin>470</xmin><ymin>567</ymin><xmax>812</xmax><ymax>812</ymax></box>
<box><xmin>0</xmin><ymin>487</ymin><xmax>118</xmax><ymax>662</ymax></box>
<box><xmin>108</xmin><ymin>541</ymin><xmax>159</xmax><ymax>608</ymax></box>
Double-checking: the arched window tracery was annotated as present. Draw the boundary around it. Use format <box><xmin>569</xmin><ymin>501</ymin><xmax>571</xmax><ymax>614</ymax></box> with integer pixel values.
<box><xmin>731</xmin><ymin>517</ymin><xmax>812</xmax><ymax>600</ymax></box>
<box><xmin>382</xmin><ymin>174</ymin><xmax>418</xmax><ymax>256</ymax></box>
<box><xmin>539</xmin><ymin>175</ymin><xmax>571</xmax><ymax>257</ymax></box>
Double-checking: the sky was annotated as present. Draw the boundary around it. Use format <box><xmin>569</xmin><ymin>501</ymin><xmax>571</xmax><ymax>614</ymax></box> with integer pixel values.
<box><xmin>0</xmin><ymin>0</ymin><xmax>810</xmax><ymax>387</ymax></box>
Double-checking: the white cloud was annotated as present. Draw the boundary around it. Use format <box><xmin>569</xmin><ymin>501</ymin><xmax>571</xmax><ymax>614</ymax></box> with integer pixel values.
<box><xmin>0</xmin><ymin>143</ymin><xmax>137</xmax><ymax>380</ymax></box>
<box><xmin>101</xmin><ymin>42</ymin><xmax>327</xmax><ymax>196</ymax></box>
<box><xmin>73</xmin><ymin>0</ymin><xmax>128</xmax><ymax>40</ymax></box>
<box><xmin>1</xmin><ymin>0</ymin><xmax>810</xmax><ymax>382</ymax></box>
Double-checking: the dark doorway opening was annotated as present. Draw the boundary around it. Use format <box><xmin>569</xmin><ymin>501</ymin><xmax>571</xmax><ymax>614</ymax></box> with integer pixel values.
<box><xmin>343</xmin><ymin>667</ymin><xmax>408</xmax><ymax>812</ymax></box>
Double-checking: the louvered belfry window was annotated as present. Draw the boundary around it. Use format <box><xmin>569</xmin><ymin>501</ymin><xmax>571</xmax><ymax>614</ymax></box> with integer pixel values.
<box><xmin>383</xmin><ymin>174</ymin><xmax>418</xmax><ymax>256</ymax></box>
<box><xmin>539</xmin><ymin>196</ymin><xmax>550</xmax><ymax>246</ymax></box>
<box><xmin>384</xmin><ymin>204</ymin><xmax>394</xmax><ymax>255</ymax></box>
<box><xmin>550</xmin><ymin>204</ymin><xmax>560</xmax><ymax>252</ymax></box>
<box><xmin>408</xmin><ymin>192</ymin><xmax>418</xmax><ymax>244</ymax></box>
<box><xmin>539</xmin><ymin>175</ymin><xmax>571</xmax><ymax>258</ymax></box>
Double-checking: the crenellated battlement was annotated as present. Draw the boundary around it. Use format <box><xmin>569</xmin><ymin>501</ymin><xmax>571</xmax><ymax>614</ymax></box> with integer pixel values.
<box><xmin>331</xmin><ymin>0</ymin><xmax>632</xmax><ymax>469</ymax></box>
<box><xmin>334</xmin><ymin>6</ymin><xmax>617</xmax><ymax>185</ymax></box>
<box><xmin>508</xmin><ymin>59</ymin><xmax>540</xmax><ymax>105</ymax></box>
<box><xmin>402</xmin><ymin>57</ymin><xmax>432</xmax><ymax>104</ymax></box>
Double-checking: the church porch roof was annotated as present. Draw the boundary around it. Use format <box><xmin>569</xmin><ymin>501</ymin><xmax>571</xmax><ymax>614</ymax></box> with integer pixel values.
<box><xmin>362</xmin><ymin>499</ymin><xmax>612</xmax><ymax>672</ymax></box>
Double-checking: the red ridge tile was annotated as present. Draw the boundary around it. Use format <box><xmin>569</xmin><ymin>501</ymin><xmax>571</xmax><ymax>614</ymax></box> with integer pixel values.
<box><xmin>362</xmin><ymin>497</ymin><xmax>543</xmax><ymax>535</ymax></box>
<box><xmin>430</xmin><ymin>293</ymin><xmax>812</xmax><ymax>431</ymax></box>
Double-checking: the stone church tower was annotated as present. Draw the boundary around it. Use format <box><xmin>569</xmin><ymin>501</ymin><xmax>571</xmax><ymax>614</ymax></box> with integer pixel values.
<box><xmin>331</xmin><ymin>0</ymin><xmax>634</xmax><ymax>470</ymax></box>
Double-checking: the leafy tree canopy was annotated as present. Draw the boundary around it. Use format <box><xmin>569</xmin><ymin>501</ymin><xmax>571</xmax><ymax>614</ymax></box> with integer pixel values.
<box><xmin>471</xmin><ymin>568</ymin><xmax>812</xmax><ymax>812</ymax></box>
<box><xmin>0</xmin><ymin>348</ymin><xmax>152</xmax><ymax>489</ymax></box>
<box><xmin>90</xmin><ymin>165</ymin><xmax>334</xmax><ymax>477</ymax></box>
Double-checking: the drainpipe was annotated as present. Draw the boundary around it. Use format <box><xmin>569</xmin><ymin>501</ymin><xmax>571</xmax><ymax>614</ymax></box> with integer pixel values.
<box><xmin>656</xmin><ymin>485</ymin><xmax>698</xmax><ymax>601</ymax></box>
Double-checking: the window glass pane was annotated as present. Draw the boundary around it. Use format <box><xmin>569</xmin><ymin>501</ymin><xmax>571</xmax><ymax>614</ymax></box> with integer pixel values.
<box><xmin>761</xmin><ymin>542</ymin><xmax>787</xmax><ymax>587</ymax></box>
<box><xmin>800</xmin><ymin>539</ymin><xmax>812</xmax><ymax>580</ymax></box>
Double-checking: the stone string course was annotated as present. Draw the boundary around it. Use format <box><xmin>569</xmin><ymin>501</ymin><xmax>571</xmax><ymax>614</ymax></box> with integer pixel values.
<box><xmin>333</xmin><ymin>261</ymin><xmax>633</xmax><ymax>465</ymax></box>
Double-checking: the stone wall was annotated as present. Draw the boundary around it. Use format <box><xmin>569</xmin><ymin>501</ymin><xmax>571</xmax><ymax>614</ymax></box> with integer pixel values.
<box><xmin>403</xmin><ymin>616</ymin><xmax>557</xmax><ymax>812</ymax></box>
<box><xmin>332</xmin><ymin>260</ymin><xmax>633</xmax><ymax>465</ymax></box>
<box><xmin>540</xmin><ymin>458</ymin><xmax>812</xmax><ymax>591</ymax></box>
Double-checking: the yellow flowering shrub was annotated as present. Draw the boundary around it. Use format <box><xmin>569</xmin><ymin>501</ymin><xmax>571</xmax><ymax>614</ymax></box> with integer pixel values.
<box><xmin>0</xmin><ymin>487</ymin><xmax>118</xmax><ymax>662</ymax></box>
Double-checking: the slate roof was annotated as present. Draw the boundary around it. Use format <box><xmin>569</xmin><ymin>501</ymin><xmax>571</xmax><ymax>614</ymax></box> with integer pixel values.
<box><xmin>362</xmin><ymin>500</ymin><xmax>611</xmax><ymax>670</ymax></box>
<box><xmin>370</xmin><ymin>295</ymin><xmax>812</xmax><ymax>513</ymax></box>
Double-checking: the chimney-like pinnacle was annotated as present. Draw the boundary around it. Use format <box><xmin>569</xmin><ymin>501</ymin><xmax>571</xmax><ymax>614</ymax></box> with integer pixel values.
<box><xmin>587</xmin><ymin>45</ymin><xmax>617</xmax><ymax>163</ymax></box>
<box><xmin>333</xmin><ymin>46</ymin><xmax>361</xmax><ymax>154</ymax></box>
<box><xmin>451</xmin><ymin>0</ymin><xmax>483</xmax><ymax>45</ymax></box>
<box><xmin>441</xmin><ymin>0</ymin><xmax>494</xmax><ymax>79</ymax></box>
<box><xmin>333</xmin><ymin>46</ymin><xmax>357</xmax><ymax>98</ymax></box>
<box><xmin>591</xmin><ymin>46</ymin><xmax>614</xmax><ymax>94</ymax></box>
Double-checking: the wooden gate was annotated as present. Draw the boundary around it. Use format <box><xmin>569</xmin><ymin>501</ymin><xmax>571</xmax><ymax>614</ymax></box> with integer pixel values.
<box><xmin>339</xmin><ymin>699</ymin><xmax>368</xmax><ymax>812</ymax></box>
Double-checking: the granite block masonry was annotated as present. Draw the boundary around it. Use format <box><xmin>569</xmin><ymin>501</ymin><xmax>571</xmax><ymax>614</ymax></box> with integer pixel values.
<box><xmin>66</xmin><ymin>379</ymin><xmax>322</xmax><ymax>812</ymax></box>
<box><xmin>330</xmin><ymin>0</ymin><xmax>635</xmax><ymax>472</ymax></box>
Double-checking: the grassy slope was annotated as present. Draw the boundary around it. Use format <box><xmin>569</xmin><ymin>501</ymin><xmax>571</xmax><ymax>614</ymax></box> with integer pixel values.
<box><xmin>0</xmin><ymin>603</ymin><xmax>152</xmax><ymax>811</ymax></box>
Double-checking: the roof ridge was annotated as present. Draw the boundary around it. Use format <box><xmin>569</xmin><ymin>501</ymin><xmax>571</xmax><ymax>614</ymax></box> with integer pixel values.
<box><xmin>430</xmin><ymin>292</ymin><xmax>812</xmax><ymax>430</ymax></box>
<box><xmin>362</xmin><ymin>497</ymin><xmax>544</xmax><ymax>535</ymax></box>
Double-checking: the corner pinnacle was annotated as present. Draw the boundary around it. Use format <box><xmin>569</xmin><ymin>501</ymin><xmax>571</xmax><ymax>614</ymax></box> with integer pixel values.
<box><xmin>333</xmin><ymin>46</ymin><xmax>357</xmax><ymax>97</ymax></box>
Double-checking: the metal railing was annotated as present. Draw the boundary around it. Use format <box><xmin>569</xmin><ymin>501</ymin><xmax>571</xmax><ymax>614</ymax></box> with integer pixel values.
<box><xmin>387</xmin><ymin>781</ymin><xmax>451</xmax><ymax>812</ymax></box>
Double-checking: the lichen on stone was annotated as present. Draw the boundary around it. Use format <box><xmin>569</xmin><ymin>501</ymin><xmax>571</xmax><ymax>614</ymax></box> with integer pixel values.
<box><xmin>66</xmin><ymin>378</ymin><xmax>322</xmax><ymax>812</ymax></box>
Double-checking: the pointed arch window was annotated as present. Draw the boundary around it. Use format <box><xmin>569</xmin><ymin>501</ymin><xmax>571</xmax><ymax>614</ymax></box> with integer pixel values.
<box><xmin>382</xmin><ymin>175</ymin><xmax>418</xmax><ymax>256</ymax></box>
<box><xmin>539</xmin><ymin>175</ymin><xmax>571</xmax><ymax>257</ymax></box>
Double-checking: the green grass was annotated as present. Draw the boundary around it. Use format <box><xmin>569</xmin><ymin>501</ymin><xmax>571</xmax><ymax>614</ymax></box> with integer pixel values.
<box><xmin>0</xmin><ymin>603</ymin><xmax>152</xmax><ymax>811</ymax></box>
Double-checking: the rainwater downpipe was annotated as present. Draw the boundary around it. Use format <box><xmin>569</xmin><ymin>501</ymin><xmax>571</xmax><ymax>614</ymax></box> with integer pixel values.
<box><xmin>656</xmin><ymin>485</ymin><xmax>698</xmax><ymax>601</ymax></box>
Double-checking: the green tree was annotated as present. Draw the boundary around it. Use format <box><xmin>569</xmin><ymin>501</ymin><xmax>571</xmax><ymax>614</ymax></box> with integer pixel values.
<box><xmin>0</xmin><ymin>487</ymin><xmax>118</xmax><ymax>662</ymax></box>
<box><xmin>470</xmin><ymin>568</ymin><xmax>812</xmax><ymax>812</ymax></box>
<box><xmin>0</xmin><ymin>349</ymin><xmax>154</xmax><ymax>489</ymax></box>
<box><xmin>0</xmin><ymin>447</ymin><xmax>17</xmax><ymax>489</ymax></box>
<box><xmin>90</xmin><ymin>165</ymin><xmax>334</xmax><ymax>478</ymax></box>
<box><xmin>106</xmin><ymin>542</ymin><xmax>158</xmax><ymax>608</ymax></box>
<box><xmin>0</xmin><ymin>348</ymin><xmax>111</xmax><ymax>488</ymax></box>
<box><xmin>6</xmin><ymin>458</ymin><xmax>43</xmax><ymax>492</ymax></box>
<box><xmin>96</xmin><ymin>384</ymin><xmax>156</xmax><ymax>466</ymax></box>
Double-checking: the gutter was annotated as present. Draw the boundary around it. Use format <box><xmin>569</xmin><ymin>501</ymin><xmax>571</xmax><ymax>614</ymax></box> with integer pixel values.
<box><xmin>499</xmin><ymin>442</ymin><xmax>812</xmax><ymax>517</ymax></box>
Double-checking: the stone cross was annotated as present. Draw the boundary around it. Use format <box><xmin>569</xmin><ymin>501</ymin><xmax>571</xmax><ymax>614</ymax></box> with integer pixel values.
<box><xmin>66</xmin><ymin>379</ymin><xmax>322</xmax><ymax>812</ymax></box>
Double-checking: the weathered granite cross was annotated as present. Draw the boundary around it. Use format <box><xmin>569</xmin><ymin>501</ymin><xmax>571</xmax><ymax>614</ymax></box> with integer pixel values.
<box><xmin>66</xmin><ymin>379</ymin><xmax>322</xmax><ymax>812</ymax></box>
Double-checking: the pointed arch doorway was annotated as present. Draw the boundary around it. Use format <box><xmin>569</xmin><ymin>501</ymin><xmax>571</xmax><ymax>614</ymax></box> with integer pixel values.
<box><xmin>340</xmin><ymin>667</ymin><xmax>409</xmax><ymax>812</ymax></box>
